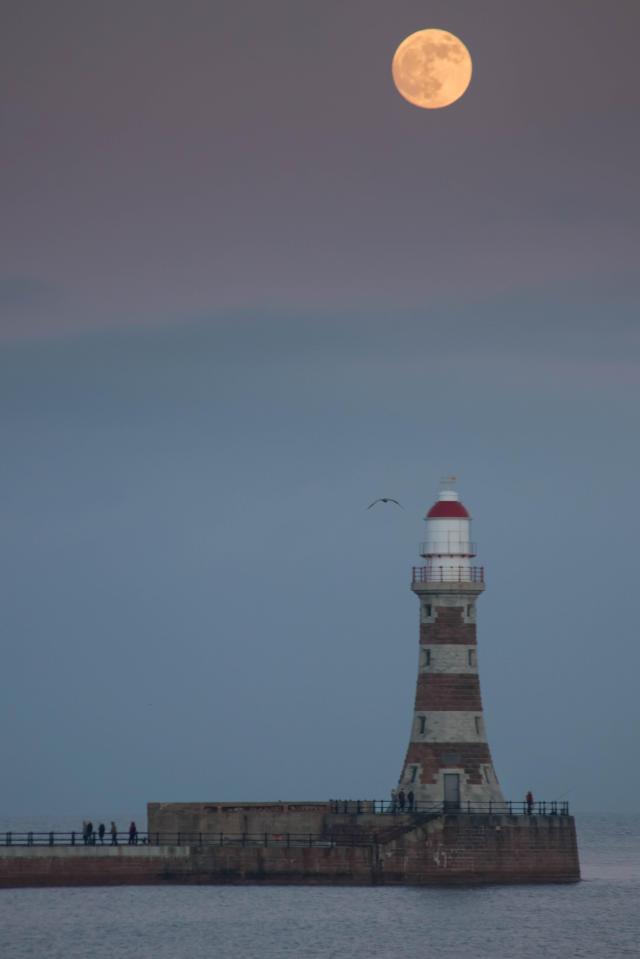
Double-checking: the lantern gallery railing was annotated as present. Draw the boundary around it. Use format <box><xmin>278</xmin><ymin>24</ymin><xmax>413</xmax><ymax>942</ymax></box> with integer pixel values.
<box><xmin>412</xmin><ymin>566</ymin><xmax>485</xmax><ymax>584</ymax></box>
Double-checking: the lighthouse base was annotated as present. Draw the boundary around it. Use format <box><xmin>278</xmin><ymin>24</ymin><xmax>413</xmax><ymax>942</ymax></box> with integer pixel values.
<box><xmin>379</xmin><ymin>812</ymin><xmax>580</xmax><ymax>884</ymax></box>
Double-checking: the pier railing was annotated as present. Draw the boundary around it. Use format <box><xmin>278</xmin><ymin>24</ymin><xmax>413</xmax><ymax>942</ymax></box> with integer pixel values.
<box><xmin>1</xmin><ymin>831</ymin><xmax>374</xmax><ymax>848</ymax></box>
<box><xmin>3</xmin><ymin>800</ymin><xmax>570</xmax><ymax>848</ymax></box>
<box><xmin>328</xmin><ymin>799</ymin><xmax>570</xmax><ymax>816</ymax></box>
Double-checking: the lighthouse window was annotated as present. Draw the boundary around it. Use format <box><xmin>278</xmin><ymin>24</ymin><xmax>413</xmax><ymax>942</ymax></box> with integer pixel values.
<box><xmin>417</xmin><ymin>716</ymin><xmax>426</xmax><ymax>735</ymax></box>
<box><xmin>425</xmin><ymin>605</ymin><xmax>432</xmax><ymax>617</ymax></box>
<box><xmin>474</xmin><ymin>717</ymin><xmax>482</xmax><ymax>735</ymax></box>
<box><xmin>420</xmin><ymin>649</ymin><xmax>431</xmax><ymax>668</ymax></box>
<box><xmin>407</xmin><ymin>765</ymin><xmax>418</xmax><ymax>784</ymax></box>
<box><xmin>468</xmin><ymin>649</ymin><xmax>476</xmax><ymax>667</ymax></box>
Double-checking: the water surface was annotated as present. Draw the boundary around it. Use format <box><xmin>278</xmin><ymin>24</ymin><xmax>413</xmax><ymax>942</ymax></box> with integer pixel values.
<box><xmin>1</xmin><ymin>813</ymin><xmax>638</xmax><ymax>958</ymax></box>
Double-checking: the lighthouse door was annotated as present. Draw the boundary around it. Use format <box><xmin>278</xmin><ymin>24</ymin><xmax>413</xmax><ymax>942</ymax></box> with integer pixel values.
<box><xmin>443</xmin><ymin>774</ymin><xmax>461</xmax><ymax>811</ymax></box>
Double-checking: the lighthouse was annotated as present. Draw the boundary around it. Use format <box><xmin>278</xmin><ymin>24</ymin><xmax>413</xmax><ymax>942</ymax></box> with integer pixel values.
<box><xmin>400</xmin><ymin>480</ymin><xmax>505</xmax><ymax>810</ymax></box>
<box><xmin>144</xmin><ymin>475</ymin><xmax>580</xmax><ymax>885</ymax></box>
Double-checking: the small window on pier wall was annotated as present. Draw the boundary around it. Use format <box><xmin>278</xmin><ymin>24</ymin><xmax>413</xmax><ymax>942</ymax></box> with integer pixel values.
<box><xmin>468</xmin><ymin>649</ymin><xmax>477</xmax><ymax>667</ymax></box>
<box><xmin>417</xmin><ymin>715</ymin><xmax>426</xmax><ymax>735</ymax></box>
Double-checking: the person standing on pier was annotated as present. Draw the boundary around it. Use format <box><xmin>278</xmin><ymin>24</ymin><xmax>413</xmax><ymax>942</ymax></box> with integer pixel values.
<box><xmin>110</xmin><ymin>822</ymin><xmax>118</xmax><ymax>845</ymax></box>
<box><xmin>128</xmin><ymin>821</ymin><xmax>138</xmax><ymax>845</ymax></box>
<box><xmin>526</xmin><ymin>791</ymin><xmax>534</xmax><ymax>815</ymax></box>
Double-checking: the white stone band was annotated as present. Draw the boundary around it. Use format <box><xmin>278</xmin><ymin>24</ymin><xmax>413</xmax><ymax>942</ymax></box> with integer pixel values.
<box><xmin>419</xmin><ymin>644</ymin><xmax>478</xmax><ymax>674</ymax></box>
<box><xmin>411</xmin><ymin>710</ymin><xmax>486</xmax><ymax>743</ymax></box>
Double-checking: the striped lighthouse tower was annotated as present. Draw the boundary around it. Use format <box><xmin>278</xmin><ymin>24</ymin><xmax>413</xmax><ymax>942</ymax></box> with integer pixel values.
<box><xmin>399</xmin><ymin>479</ymin><xmax>504</xmax><ymax>810</ymax></box>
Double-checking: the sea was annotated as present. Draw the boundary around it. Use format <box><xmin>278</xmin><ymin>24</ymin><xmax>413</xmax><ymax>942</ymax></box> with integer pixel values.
<box><xmin>0</xmin><ymin>813</ymin><xmax>638</xmax><ymax>959</ymax></box>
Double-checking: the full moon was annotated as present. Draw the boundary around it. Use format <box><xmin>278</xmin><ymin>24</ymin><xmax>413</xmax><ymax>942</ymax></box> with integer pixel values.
<box><xmin>392</xmin><ymin>29</ymin><xmax>472</xmax><ymax>109</ymax></box>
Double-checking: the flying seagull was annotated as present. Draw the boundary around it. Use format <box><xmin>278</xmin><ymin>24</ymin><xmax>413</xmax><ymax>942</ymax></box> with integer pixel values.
<box><xmin>367</xmin><ymin>498</ymin><xmax>404</xmax><ymax>509</ymax></box>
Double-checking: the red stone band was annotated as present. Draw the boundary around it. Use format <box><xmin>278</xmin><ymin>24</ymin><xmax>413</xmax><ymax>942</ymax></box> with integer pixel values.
<box><xmin>414</xmin><ymin>673</ymin><xmax>483</xmax><ymax>712</ymax></box>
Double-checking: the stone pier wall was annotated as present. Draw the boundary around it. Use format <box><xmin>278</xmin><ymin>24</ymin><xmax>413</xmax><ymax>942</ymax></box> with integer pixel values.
<box><xmin>147</xmin><ymin>802</ymin><xmax>334</xmax><ymax>837</ymax></box>
<box><xmin>387</xmin><ymin>813</ymin><xmax>580</xmax><ymax>883</ymax></box>
<box><xmin>0</xmin><ymin>814</ymin><xmax>580</xmax><ymax>888</ymax></box>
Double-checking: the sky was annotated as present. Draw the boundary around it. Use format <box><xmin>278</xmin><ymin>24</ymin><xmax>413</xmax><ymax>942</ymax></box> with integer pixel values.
<box><xmin>1</xmin><ymin>0</ymin><xmax>639</xmax><ymax>817</ymax></box>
